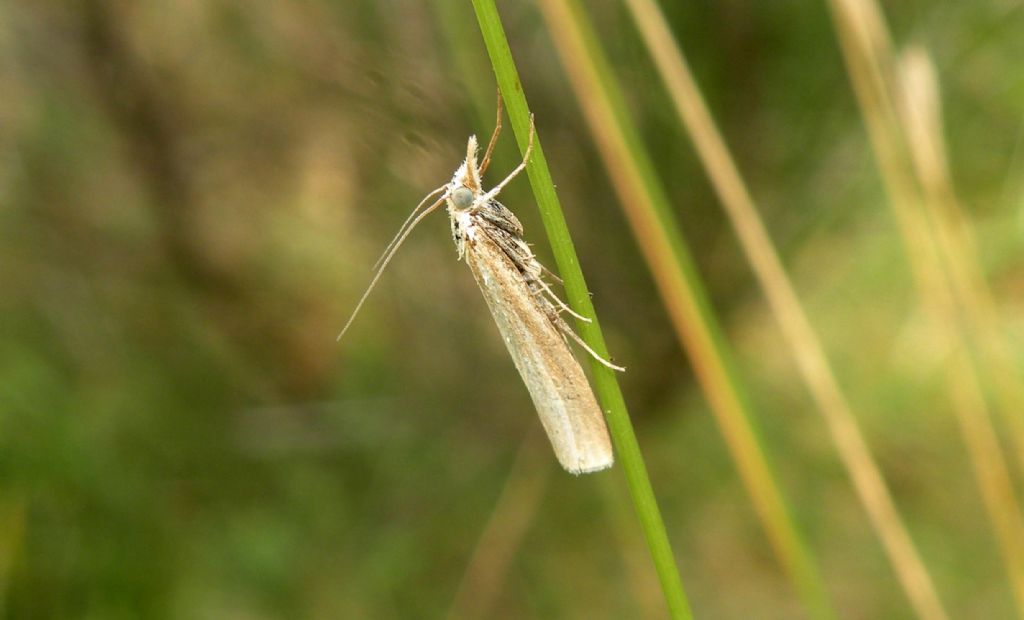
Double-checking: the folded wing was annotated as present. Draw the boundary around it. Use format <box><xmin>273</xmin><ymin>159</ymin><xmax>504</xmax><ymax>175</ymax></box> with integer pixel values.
<box><xmin>466</xmin><ymin>228</ymin><xmax>613</xmax><ymax>474</ymax></box>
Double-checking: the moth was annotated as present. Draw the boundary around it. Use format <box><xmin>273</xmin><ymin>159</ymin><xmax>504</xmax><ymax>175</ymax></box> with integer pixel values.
<box><xmin>339</xmin><ymin>106</ymin><xmax>622</xmax><ymax>474</ymax></box>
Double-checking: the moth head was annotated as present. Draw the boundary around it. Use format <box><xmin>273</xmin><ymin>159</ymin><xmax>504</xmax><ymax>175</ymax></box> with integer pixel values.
<box><xmin>450</xmin><ymin>186</ymin><xmax>475</xmax><ymax>210</ymax></box>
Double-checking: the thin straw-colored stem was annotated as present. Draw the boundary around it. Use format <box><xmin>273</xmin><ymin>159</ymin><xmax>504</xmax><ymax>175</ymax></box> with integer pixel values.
<box><xmin>469</xmin><ymin>2</ymin><xmax>692</xmax><ymax>617</ymax></box>
<box><xmin>538</xmin><ymin>0</ymin><xmax>834</xmax><ymax>618</ymax></box>
<box><xmin>619</xmin><ymin>0</ymin><xmax>949</xmax><ymax>618</ymax></box>
<box><xmin>828</xmin><ymin>3</ymin><xmax>1024</xmax><ymax>615</ymax></box>
<box><xmin>897</xmin><ymin>47</ymin><xmax>1024</xmax><ymax>485</ymax></box>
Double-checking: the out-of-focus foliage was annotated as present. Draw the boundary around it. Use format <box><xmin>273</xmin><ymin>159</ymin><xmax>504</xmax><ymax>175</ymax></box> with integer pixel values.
<box><xmin>1</xmin><ymin>1</ymin><xmax>1022</xmax><ymax>618</ymax></box>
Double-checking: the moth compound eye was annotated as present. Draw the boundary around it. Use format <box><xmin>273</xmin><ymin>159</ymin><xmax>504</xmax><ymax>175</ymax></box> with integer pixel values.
<box><xmin>451</xmin><ymin>187</ymin><xmax>474</xmax><ymax>209</ymax></box>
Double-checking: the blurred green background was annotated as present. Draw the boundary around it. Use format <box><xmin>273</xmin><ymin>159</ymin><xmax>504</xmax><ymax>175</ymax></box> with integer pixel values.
<box><xmin>2</xmin><ymin>1</ymin><xmax>1023</xmax><ymax>618</ymax></box>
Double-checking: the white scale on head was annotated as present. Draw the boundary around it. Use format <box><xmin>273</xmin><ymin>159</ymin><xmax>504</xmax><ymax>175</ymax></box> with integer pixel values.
<box><xmin>448</xmin><ymin>163</ymin><xmax>481</xmax><ymax>243</ymax></box>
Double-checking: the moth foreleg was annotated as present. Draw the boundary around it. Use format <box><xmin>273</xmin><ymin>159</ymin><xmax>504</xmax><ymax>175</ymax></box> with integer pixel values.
<box><xmin>476</xmin><ymin>115</ymin><xmax>536</xmax><ymax>207</ymax></box>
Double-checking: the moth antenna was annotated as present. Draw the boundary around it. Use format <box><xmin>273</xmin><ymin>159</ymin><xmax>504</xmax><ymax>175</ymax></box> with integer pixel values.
<box><xmin>337</xmin><ymin>196</ymin><xmax>446</xmax><ymax>342</ymax></box>
<box><xmin>372</xmin><ymin>185</ymin><xmax>447</xmax><ymax>271</ymax></box>
<box><xmin>477</xmin><ymin>114</ymin><xmax>535</xmax><ymax>206</ymax></box>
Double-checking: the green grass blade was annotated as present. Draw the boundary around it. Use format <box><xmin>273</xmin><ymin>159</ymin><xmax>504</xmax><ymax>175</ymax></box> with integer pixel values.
<box><xmin>469</xmin><ymin>1</ymin><xmax>692</xmax><ymax>618</ymax></box>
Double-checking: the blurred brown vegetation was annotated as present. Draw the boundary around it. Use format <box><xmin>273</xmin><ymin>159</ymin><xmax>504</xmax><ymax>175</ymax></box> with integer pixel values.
<box><xmin>2</xmin><ymin>1</ymin><xmax>1023</xmax><ymax>618</ymax></box>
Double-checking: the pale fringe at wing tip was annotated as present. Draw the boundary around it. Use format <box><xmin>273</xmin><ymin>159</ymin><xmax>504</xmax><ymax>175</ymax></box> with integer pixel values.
<box><xmin>566</xmin><ymin>456</ymin><xmax>615</xmax><ymax>475</ymax></box>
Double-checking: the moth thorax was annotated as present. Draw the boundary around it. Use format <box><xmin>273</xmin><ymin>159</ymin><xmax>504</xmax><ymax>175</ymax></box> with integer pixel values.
<box><xmin>450</xmin><ymin>186</ymin><xmax>475</xmax><ymax>211</ymax></box>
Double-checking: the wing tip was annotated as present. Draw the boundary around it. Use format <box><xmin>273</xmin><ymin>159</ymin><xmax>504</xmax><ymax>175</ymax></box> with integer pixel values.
<box><xmin>565</xmin><ymin>454</ymin><xmax>615</xmax><ymax>476</ymax></box>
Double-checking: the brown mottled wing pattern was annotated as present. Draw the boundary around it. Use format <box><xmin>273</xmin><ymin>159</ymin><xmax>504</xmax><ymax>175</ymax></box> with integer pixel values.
<box><xmin>465</xmin><ymin>225</ymin><xmax>613</xmax><ymax>474</ymax></box>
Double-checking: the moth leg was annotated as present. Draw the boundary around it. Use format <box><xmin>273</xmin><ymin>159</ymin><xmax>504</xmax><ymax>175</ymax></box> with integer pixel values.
<box><xmin>549</xmin><ymin>311</ymin><xmax>626</xmax><ymax>372</ymax></box>
<box><xmin>535</xmin><ymin>296</ymin><xmax>623</xmax><ymax>371</ymax></box>
<box><xmin>554</xmin><ymin>302</ymin><xmax>589</xmax><ymax>321</ymax></box>
<box><xmin>530</xmin><ymin>277</ymin><xmax>591</xmax><ymax>323</ymax></box>
<box><xmin>538</xmin><ymin>261</ymin><xmax>563</xmax><ymax>285</ymax></box>
<box><xmin>488</xmin><ymin>229</ymin><xmax>589</xmax><ymax>323</ymax></box>
<box><xmin>477</xmin><ymin>115</ymin><xmax>535</xmax><ymax>206</ymax></box>
<box><xmin>479</xmin><ymin>89</ymin><xmax>503</xmax><ymax>176</ymax></box>
<box><xmin>523</xmin><ymin>256</ymin><xmax>581</xmax><ymax>316</ymax></box>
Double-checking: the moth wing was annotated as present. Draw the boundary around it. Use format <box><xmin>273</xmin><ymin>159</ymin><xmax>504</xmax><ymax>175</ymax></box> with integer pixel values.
<box><xmin>466</xmin><ymin>229</ymin><xmax>613</xmax><ymax>474</ymax></box>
